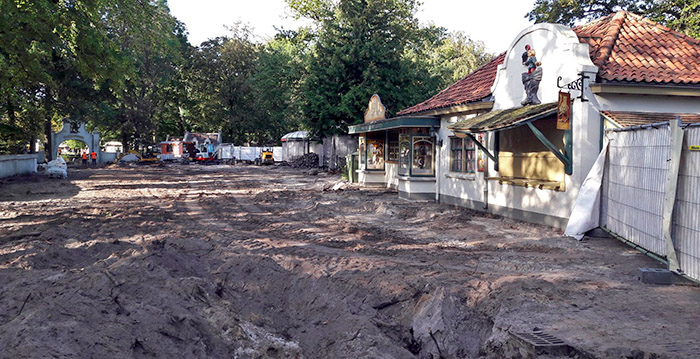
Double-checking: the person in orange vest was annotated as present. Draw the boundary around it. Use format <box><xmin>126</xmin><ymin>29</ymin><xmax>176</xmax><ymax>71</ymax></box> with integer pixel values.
<box><xmin>90</xmin><ymin>151</ymin><xmax>97</xmax><ymax>165</ymax></box>
<box><xmin>81</xmin><ymin>151</ymin><xmax>88</xmax><ymax>166</ymax></box>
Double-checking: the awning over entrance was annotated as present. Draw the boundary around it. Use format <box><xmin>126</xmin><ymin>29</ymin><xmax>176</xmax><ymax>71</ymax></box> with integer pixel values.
<box><xmin>348</xmin><ymin>116</ymin><xmax>440</xmax><ymax>134</ymax></box>
<box><xmin>447</xmin><ymin>102</ymin><xmax>557</xmax><ymax>133</ymax></box>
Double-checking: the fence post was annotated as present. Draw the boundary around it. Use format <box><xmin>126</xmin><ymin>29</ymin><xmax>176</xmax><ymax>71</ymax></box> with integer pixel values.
<box><xmin>663</xmin><ymin>117</ymin><xmax>683</xmax><ymax>272</ymax></box>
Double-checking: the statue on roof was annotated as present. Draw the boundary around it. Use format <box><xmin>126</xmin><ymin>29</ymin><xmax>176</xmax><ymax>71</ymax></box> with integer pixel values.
<box><xmin>521</xmin><ymin>45</ymin><xmax>543</xmax><ymax>106</ymax></box>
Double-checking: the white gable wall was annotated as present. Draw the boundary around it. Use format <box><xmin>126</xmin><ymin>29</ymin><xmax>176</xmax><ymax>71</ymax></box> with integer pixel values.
<box><xmin>491</xmin><ymin>24</ymin><xmax>597</xmax><ymax>110</ymax></box>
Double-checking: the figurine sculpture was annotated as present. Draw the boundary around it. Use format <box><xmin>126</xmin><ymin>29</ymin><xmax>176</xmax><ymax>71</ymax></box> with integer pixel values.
<box><xmin>521</xmin><ymin>45</ymin><xmax>542</xmax><ymax>106</ymax></box>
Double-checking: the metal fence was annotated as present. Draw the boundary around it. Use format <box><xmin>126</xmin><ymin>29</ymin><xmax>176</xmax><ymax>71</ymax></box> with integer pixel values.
<box><xmin>674</xmin><ymin>126</ymin><xmax>700</xmax><ymax>280</ymax></box>
<box><xmin>601</xmin><ymin>123</ymin><xmax>700</xmax><ymax>281</ymax></box>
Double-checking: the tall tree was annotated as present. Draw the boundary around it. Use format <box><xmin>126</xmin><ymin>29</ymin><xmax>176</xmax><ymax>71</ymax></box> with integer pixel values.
<box><xmin>527</xmin><ymin>0</ymin><xmax>700</xmax><ymax>37</ymax></box>
<box><xmin>187</xmin><ymin>25</ymin><xmax>260</xmax><ymax>144</ymax></box>
<box><xmin>0</xmin><ymin>0</ymin><xmax>123</xmax><ymax>157</ymax></box>
<box><xmin>250</xmin><ymin>30</ymin><xmax>311</xmax><ymax>144</ymax></box>
<box><xmin>293</xmin><ymin>0</ymin><xmax>429</xmax><ymax>137</ymax></box>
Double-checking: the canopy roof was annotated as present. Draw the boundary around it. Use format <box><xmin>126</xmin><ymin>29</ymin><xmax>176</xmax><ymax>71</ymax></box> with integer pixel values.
<box><xmin>348</xmin><ymin>116</ymin><xmax>440</xmax><ymax>134</ymax></box>
<box><xmin>448</xmin><ymin>103</ymin><xmax>557</xmax><ymax>133</ymax></box>
<box><xmin>281</xmin><ymin>130</ymin><xmax>310</xmax><ymax>142</ymax></box>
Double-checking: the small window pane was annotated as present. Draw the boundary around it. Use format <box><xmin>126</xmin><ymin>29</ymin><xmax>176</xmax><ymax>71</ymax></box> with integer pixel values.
<box><xmin>388</xmin><ymin>141</ymin><xmax>399</xmax><ymax>161</ymax></box>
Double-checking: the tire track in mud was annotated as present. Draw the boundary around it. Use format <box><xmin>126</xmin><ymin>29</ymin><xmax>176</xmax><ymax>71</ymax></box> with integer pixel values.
<box><xmin>180</xmin><ymin>184</ymin><xmax>490</xmax><ymax>278</ymax></box>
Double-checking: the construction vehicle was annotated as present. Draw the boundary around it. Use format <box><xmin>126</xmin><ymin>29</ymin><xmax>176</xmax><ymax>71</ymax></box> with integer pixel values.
<box><xmin>254</xmin><ymin>149</ymin><xmax>274</xmax><ymax>165</ymax></box>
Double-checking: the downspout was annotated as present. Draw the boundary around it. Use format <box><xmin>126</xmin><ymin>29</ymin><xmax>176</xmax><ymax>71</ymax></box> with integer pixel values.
<box><xmin>483</xmin><ymin>132</ymin><xmax>490</xmax><ymax>210</ymax></box>
<box><xmin>434</xmin><ymin>129</ymin><xmax>441</xmax><ymax>203</ymax></box>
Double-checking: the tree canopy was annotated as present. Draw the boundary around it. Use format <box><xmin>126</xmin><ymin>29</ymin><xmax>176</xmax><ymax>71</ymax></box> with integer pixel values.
<box><xmin>527</xmin><ymin>0</ymin><xmax>700</xmax><ymax>37</ymax></box>
<box><xmin>1</xmin><ymin>0</ymin><xmax>491</xmax><ymax>155</ymax></box>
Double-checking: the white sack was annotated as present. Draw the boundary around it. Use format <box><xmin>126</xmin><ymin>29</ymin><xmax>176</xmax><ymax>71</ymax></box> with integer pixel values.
<box><xmin>45</xmin><ymin>157</ymin><xmax>68</xmax><ymax>178</ymax></box>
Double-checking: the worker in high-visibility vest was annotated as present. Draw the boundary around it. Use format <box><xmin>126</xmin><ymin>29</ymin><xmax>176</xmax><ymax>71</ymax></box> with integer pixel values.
<box><xmin>81</xmin><ymin>152</ymin><xmax>88</xmax><ymax>166</ymax></box>
<box><xmin>90</xmin><ymin>151</ymin><xmax>97</xmax><ymax>165</ymax></box>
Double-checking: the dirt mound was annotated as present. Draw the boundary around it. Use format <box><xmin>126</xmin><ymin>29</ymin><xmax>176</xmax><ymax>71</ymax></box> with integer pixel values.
<box><xmin>290</xmin><ymin>153</ymin><xmax>319</xmax><ymax>168</ymax></box>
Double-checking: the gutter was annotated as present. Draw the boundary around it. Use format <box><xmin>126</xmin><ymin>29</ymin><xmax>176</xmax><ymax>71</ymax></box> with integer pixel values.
<box><xmin>591</xmin><ymin>83</ymin><xmax>700</xmax><ymax>97</ymax></box>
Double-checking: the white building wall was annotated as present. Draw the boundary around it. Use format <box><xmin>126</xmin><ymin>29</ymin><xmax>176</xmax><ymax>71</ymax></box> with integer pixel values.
<box><xmin>437</xmin><ymin>116</ymin><xmax>487</xmax><ymax>209</ymax></box>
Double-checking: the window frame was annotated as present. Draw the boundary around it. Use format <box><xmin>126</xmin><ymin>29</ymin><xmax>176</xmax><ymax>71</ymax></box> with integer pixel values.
<box><xmin>449</xmin><ymin>136</ymin><xmax>476</xmax><ymax>174</ymax></box>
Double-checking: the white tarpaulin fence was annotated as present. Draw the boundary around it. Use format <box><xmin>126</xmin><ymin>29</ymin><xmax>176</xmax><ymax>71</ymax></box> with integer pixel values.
<box><xmin>601</xmin><ymin>122</ymin><xmax>700</xmax><ymax>281</ymax></box>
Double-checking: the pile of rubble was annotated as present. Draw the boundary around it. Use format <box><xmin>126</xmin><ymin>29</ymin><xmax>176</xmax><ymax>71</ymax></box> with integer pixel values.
<box><xmin>290</xmin><ymin>153</ymin><xmax>319</xmax><ymax>168</ymax></box>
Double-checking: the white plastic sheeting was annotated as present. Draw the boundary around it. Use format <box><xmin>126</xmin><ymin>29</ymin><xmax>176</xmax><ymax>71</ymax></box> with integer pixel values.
<box><xmin>565</xmin><ymin>144</ymin><xmax>608</xmax><ymax>240</ymax></box>
<box><xmin>118</xmin><ymin>154</ymin><xmax>140</xmax><ymax>163</ymax></box>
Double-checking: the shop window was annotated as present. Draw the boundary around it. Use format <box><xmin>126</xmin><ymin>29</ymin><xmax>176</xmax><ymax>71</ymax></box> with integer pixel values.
<box><xmin>497</xmin><ymin>116</ymin><xmax>566</xmax><ymax>190</ymax></box>
<box><xmin>397</xmin><ymin>133</ymin><xmax>436</xmax><ymax>177</ymax></box>
<box><xmin>450</xmin><ymin>137</ymin><xmax>476</xmax><ymax>173</ymax></box>
<box><xmin>366</xmin><ymin>138</ymin><xmax>384</xmax><ymax>170</ymax></box>
<box><xmin>358</xmin><ymin>133</ymin><xmax>385</xmax><ymax>171</ymax></box>
<box><xmin>411</xmin><ymin>136</ymin><xmax>434</xmax><ymax>176</ymax></box>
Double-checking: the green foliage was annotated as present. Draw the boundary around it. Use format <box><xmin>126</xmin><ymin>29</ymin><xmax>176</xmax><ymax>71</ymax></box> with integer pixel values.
<box><xmin>295</xmin><ymin>0</ymin><xmax>490</xmax><ymax>138</ymax></box>
<box><xmin>1</xmin><ymin>0</ymin><xmax>493</xmax><ymax>153</ymax></box>
<box><xmin>63</xmin><ymin>139</ymin><xmax>87</xmax><ymax>150</ymax></box>
<box><xmin>527</xmin><ymin>0</ymin><xmax>700</xmax><ymax>37</ymax></box>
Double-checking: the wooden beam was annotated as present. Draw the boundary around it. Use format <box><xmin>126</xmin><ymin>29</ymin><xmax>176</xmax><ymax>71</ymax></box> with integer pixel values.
<box><xmin>526</xmin><ymin>122</ymin><xmax>572</xmax><ymax>175</ymax></box>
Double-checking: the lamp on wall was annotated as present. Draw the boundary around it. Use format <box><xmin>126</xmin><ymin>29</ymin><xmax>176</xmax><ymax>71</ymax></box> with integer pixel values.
<box><xmin>429</xmin><ymin>127</ymin><xmax>443</xmax><ymax>147</ymax></box>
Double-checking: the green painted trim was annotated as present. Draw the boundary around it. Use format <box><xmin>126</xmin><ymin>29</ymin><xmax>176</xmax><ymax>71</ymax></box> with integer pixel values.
<box><xmin>348</xmin><ymin>117</ymin><xmax>440</xmax><ymax>134</ymax></box>
<box><xmin>526</xmin><ymin>122</ymin><xmax>572</xmax><ymax>174</ymax></box>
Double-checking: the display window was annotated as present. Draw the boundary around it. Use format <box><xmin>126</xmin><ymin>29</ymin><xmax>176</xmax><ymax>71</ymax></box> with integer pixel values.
<box><xmin>411</xmin><ymin>136</ymin><xmax>434</xmax><ymax>176</ymax></box>
<box><xmin>366</xmin><ymin>138</ymin><xmax>385</xmax><ymax>170</ymax></box>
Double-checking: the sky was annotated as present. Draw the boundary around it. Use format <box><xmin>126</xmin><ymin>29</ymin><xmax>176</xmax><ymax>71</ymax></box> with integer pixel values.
<box><xmin>168</xmin><ymin>0</ymin><xmax>536</xmax><ymax>54</ymax></box>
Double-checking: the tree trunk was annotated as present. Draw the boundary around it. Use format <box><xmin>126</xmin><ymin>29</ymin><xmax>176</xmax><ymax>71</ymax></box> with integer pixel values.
<box><xmin>44</xmin><ymin>87</ymin><xmax>53</xmax><ymax>161</ymax></box>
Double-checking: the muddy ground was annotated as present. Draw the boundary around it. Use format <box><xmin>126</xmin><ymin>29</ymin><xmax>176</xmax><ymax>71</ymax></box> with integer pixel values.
<box><xmin>1</xmin><ymin>164</ymin><xmax>699</xmax><ymax>359</ymax></box>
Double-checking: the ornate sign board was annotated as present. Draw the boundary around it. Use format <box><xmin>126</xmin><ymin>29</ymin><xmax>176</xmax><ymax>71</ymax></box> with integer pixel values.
<box><xmin>364</xmin><ymin>94</ymin><xmax>387</xmax><ymax>123</ymax></box>
<box><xmin>477</xmin><ymin>133</ymin><xmax>485</xmax><ymax>172</ymax></box>
<box><xmin>557</xmin><ymin>91</ymin><xmax>571</xmax><ymax>130</ymax></box>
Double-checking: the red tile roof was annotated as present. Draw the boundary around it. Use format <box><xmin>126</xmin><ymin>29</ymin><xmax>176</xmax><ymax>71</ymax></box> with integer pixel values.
<box><xmin>397</xmin><ymin>53</ymin><xmax>505</xmax><ymax>116</ymax></box>
<box><xmin>398</xmin><ymin>12</ymin><xmax>700</xmax><ymax>117</ymax></box>
<box><xmin>602</xmin><ymin>111</ymin><xmax>700</xmax><ymax>127</ymax></box>
<box><xmin>574</xmin><ymin>11</ymin><xmax>700</xmax><ymax>85</ymax></box>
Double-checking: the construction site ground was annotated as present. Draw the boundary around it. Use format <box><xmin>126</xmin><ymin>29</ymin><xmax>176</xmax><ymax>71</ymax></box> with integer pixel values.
<box><xmin>1</xmin><ymin>164</ymin><xmax>699</xmax><ymax>359</ymax></box>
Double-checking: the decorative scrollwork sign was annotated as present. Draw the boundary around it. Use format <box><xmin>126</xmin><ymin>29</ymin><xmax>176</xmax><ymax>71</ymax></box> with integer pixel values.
<box><xmin>557</xmin><ymin>73</ymin><xmax>590</xmax><ymax>102</ymax></box>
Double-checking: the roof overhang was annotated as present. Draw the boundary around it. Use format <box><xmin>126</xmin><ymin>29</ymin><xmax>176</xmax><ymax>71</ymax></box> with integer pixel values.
<box><xmin>591</xmin><ymin>83</ymin><xmax>700</xmax><ymax>97</ymax></box>
<box><xmin>447</xmin><ymin>103</ymin><xmax>557</xmax><ymax>134</ymax></box>
<box><xmin>400</xmin><ymin>101</ymin><xmax>494</xmax><ymax>117</ymax></box>
<box><xmin>348</xmin><ymin>116</ymin><xmax>440</xmax><ymax>134</ymax></box>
